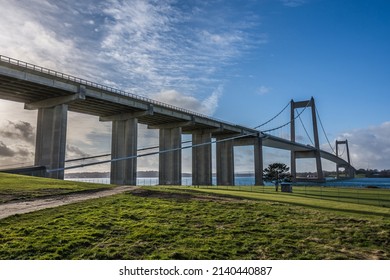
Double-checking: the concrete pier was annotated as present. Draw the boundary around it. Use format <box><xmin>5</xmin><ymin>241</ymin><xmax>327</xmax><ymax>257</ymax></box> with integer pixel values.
<box><xmin>0</xmin><ymin>58</ymin><xmax>355</xmax><ymax>185</ymax></box>
<box><xmin>216</xmin><ymin>136</ymin><xmax>234</xmax><ymax>186</ymax></box>
<box><xmin>159</xmin><ymin>127</ymin><xmax>182</xmax><ymax>185</ymax></box>
<box><xmin>192</xmin><ymin>132</ymin><xmax>212</xmax><ymax>185</ymax></box>
<box><xmin>110</xmin><ymin>118</ymin><xmax>138</xmax><ymax>185</ymax></box>
<box><xmin>254</xmin><ymin>137</ymin><xmax>264</xmax><ymax>186</ymax></box>
<box><xmin>34</xmin><ymin>105</ymin><xmax>68</xmax><ymax>179</ymax></box>
<box><xmin>233</xmin><ymin>136</ymin><xmax>264</xmax><ymax>186</ymax></box>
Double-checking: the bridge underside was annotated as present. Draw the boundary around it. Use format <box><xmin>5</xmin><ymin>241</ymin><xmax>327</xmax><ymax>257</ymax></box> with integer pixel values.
<box><xmin>0</xmin><ymin>57</ymin><xmax>354</xmax><ymax>185</ymax></box>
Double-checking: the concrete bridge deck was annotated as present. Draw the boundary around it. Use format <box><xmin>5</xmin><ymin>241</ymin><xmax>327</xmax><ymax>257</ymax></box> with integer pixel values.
<box><xmin>0</xmin><ymin>55</ymin><xmax>354</xmax><ymax>185</ymax></box>
<box><xmin>0</xmin><ymin>57</ymin><xmax>256</xmax><ymax>137</ymax></box>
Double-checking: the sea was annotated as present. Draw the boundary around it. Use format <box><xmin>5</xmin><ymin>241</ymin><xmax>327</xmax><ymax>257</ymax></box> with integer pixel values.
<box><xmin>66</xmin><ymin>176</ymin><xmax>390</xmax><ymax>189</ymax></box>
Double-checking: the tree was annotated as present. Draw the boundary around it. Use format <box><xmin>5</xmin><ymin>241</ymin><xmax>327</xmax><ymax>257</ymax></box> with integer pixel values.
<box><xmin>263</xmin><ymin>163</ymin><xmax>292</xmax><ymax>191</ymax></box>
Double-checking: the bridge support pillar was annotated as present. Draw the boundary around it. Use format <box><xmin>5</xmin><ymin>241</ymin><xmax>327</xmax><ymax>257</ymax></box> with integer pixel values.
<box><xmin>254</xmin><ymin>137</ymin><xmax>264</xmax><ymax>186</ymax></box>
<box><xmin>159</xmin><ymin>127</ymin><xmax>182</xmax><ymax>185</ymax></box>
<box><xmin>233</xmin><ymin>136</ymin><xmax>263</xmax><ymax>186</ymax></box>
<box><xmin>192</xmin><ymin>132</ymin><xmax>212</xmax><ymax>186</ymax></box>
<box><xmin>111</xmin><ymin>118</ymin><xmax>138</xmax><ymax>185</ymax></box>
<box><xmin>35</xmin><ymin>104</ymin><xmax>68</xmax><ymax>179</ymax></box>
<box><xmin>290</xmin><ymin>97</ymin><xmax>324</xmax><ymax>182</ymax></box>
<box><xmin>336</xmin><ymin>140</ymin><xmax>355</xmax><ymax>179</ymax></box>
<box><xmin>216</xmin><ymin>136</ymin><xmax>234</xmax><ymax>186</ymax></box>
<box><xmin>337</xmin><ymin>163</ymin><xmax>355</xmax><ymax>179</ymax></box>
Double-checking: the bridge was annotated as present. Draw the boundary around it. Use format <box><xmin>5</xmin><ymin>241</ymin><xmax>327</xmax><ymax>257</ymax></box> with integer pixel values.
<box><xmin>0</xmin><ymin>55</ymin><xmax>355</xmax><ymax>185</ymax></box>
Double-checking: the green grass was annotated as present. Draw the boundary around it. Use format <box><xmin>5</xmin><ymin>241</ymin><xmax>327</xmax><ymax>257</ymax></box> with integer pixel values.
<box><xmin>0</xmin><ymin>185</ymin><xmax>389</xmax><ymax>260</ymax></box>
<box><xmin>0</xmin><ymin>172</ymin><xmax>114</xmax><ymax>203</ymax></box>
<box><xmin>194</xmin><ymin>185</ymin><xmax>390</xmax><ymax>208</ymax></box>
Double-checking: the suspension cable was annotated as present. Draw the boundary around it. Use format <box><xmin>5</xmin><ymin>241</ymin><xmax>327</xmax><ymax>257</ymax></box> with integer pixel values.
<box><xmin>315</xmin><ymin>107</ymin><xmax>336</xmax><ymax>154</ymax></box>
<box><xmin>47</xmin><ymin>132</ymin><xmax>261</xmax><ymax>173</ymax></box>
<box><xmin>65</xmin><ymin>153</ymin><xmax>111</xmax><ymax>163</ymax></box>
<box><xmin>253</xmin><ymin>101</ymin><xmax>291</xmax><ymax>129</ymax></box>
<box><xmin>262</xmin><ymin>100</ymin><xmax>311</xmax><ymax>133</ymax></box>
<box><xmin>296</xmin><ymin>109</ymin><xmax>314</xmax><ymax>145</ymax></box>
<box><xmin>338</xmin><ymin>145</ymin><xmax>346</xmax><ymax>157</ymax></box>
<box><xmin>64</xmin><ymin>140</ymin><xmax>193</xmax><ymax>163</ymax></box>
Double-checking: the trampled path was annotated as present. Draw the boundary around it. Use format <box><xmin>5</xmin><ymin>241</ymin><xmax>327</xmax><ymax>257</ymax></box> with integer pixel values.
<box><xmin>0</xmin><ymin>185</ymin><xmax>138</xmax><ymax>220</ymax></box>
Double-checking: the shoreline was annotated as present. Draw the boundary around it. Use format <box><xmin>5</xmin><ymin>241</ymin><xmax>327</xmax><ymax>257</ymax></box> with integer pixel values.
<box><xmin>66</xmin><ymin>177</ymin><xmax>390</xmax><ymax>189</ymax></box>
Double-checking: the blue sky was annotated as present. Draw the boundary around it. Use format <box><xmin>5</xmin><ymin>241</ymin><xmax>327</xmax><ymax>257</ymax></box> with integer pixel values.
<box><xmin>0</xmin><ymin>0</ymin><xmax>389</xmax><ymax>173</ymax></box>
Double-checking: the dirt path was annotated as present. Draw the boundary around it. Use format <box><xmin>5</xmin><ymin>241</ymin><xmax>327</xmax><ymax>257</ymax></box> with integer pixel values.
<box><xmin>0</xmin><ymin>185</ymin><xmax>139</xmax><ymax>220</ymax></box>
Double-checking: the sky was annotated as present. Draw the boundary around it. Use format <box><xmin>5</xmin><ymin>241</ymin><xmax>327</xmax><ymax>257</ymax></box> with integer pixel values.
<box><xmin>0</xmin><ymin>0</ymin><xmax>389</xmax><ymax>174</ymax></box>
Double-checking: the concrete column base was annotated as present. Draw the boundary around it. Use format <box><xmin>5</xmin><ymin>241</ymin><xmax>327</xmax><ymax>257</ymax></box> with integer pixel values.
<box><xmin>254</xmin><ymin>137</ymin><xmax>264</xmax><ymax>185</ymax></box>
<box><xmin>192</xmin><ymin>132</ymin><xmax>212</xmax><ymax>185</ymax></box>
<box><xmin>291</xmin><ymin>151</ymin><xmax>297</xmax><ymax>182</ymax></box>
<box><xmin>34</xmin><ymin>104</ymin><xmax>68</xmax><ymax>179</ymax></box>
<box><xmin>111</xmin><ymin>118</ymin><xmax>138</xmax><ymax>185</ymax></box>
<box><xmin>159</xmin><ymin>127</ymin><xmax>182</xmax><ymax>185</ymax></box>
<box><xmin>216</xmin><ymin>137</ymin><xmax>234</xmax><ymax>186</ymax></box>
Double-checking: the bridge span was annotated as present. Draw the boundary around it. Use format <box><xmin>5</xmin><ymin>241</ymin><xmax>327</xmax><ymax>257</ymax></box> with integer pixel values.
<box><xmin>0</xmin><ymin>55</ymin><xmax>354</xmax><ymax>185</ymax></box>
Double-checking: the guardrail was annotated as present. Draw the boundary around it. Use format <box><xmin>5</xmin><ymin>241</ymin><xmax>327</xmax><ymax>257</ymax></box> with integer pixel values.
<box><xmin>0</xmin><ymin>55</ymin><xmax>250</xmax><ymax>131</ymax></box>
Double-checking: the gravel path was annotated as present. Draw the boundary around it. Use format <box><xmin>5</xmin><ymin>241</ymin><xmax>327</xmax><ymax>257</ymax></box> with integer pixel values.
<box><xmin>0</xmin><ymin>185</ymin><xmax>138</xmax><ymax>220</ymax></box>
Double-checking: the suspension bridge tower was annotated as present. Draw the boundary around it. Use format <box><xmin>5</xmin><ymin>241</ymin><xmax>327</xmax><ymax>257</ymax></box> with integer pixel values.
<box><xmin>336</xmin><ymin>140</ymin><xmax>355</xmax><ymax>179</ymax></box>
<box><xmin>290</xmin><ymin>97</ymin><xmax>325</xmax><ymax>182</ymax></box>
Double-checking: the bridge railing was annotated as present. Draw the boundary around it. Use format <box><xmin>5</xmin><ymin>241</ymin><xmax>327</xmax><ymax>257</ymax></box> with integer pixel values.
<box><xmin>0</xmin><ymin>55</ymin><xmax>246</xmax><ymax>130</ymax></box>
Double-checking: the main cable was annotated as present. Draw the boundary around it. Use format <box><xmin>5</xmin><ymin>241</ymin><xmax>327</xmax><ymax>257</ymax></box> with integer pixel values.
<box><xmin>47</xmin><ymin>131</ymin><xmax>262</xmax><ymax>173</ymax></box>
<box><xmin>296</xmin><ymin>108</ymin><xmax>314</xmax><ymax>146</ymax></box>
<box><xmin>64</xmin><ymin>140</ymin><xmax>192</xmax><ymax>163</ymax></box>
<box><xmin>262</xmin><ymin>100</ymin><xmax>311</xmax><ymax>133</ymax></box>
<box><xmin>253</xmin><ymin>101</ymin><xmax>290</xmax><ymax>129</ymax></box>
<box><xmin>315</xmin><ymin>107</ymin><xmax>336</xmax><ymax>154</ymax></box>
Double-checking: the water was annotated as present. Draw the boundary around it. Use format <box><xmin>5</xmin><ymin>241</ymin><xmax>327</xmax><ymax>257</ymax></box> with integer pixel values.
<box><xmin>321</xmin><ymin>177</ymin><xmax>390</xmax><ymax>188</ymax></box>
<box><xmin>66</xmin><ymin>177</ymin><xmax>390</xmax><ymax>189</ymax></box>
<box><xmin>67</xmin><ymin>177</ymin><xmax>256</xmax><ymax>186</ymax></box>
<box><xmin>238</xmin><ymin>177</ymin><xmax>390</xmax><ymax>189</ymax></box>
<box><xmin>66</xmin><ymin>177</ymin><xmax>159</xmax><ymax>185</ymax></box>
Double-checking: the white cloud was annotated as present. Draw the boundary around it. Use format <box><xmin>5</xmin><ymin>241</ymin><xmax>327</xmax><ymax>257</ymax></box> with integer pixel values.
<box><xmin>281</xmin><ymin>0</ymin><xmax>306</xmax><ymax>8</ymax></box>
<box><xmin>98</xmin><ymin>0</ymin><xmax>260</xmax><ymax>97</ymax></box>
<box><xmin>0</xmin><ymin>0</ymin><xmax>264</xmax><ymax>174</ymax></box>
<box><xmin>257</xmin><ymin>86</ymin><xmax>271</xmax><ymax>96</ymax></box>
<box><xmin>337</xmin><ymin>122</ymin><xmax>390</xmax><ymax>170</ymax></box>
<box><xmin>0</xmin><ymin>0</ymin><xmax>72</xmax><ymax>68</ymax></box>
<box><xmin>0</xmin><ymin>121</ymin><xmax>35</xmax><ymax>144</ymax></box>
<box><xmin>152</xmin><ymin>90</ymin><xmax>206</xmax><ymax>113</ymax></box>
<box><xmin>201</xmin><ymin>86</ymin><xmax>223</xmax><ymax>116</ymax></box>
<box><xmin>66</xmin><ymin>144</ymin><xmax>90</xmax><ymax>159</ymax></box>
<box><xmin>0</xmin><ymin>0</ymin><xmax>259</xmax><ymax>102</ymax></box>
<box><xmin>151</xmin><ymin>86</ymin><xmax>222</xmax><ymax>116</ymax></box>
<box><xmin>0</xmin><ymin>101</ymin><xmax>36</xmax><ymax>167</ymax></box>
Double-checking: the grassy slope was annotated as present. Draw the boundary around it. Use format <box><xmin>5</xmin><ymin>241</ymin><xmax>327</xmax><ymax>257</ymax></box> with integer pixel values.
<box><xmin>189</xmin><ymin>187</ymin><xmax>390</xmax><ymax>218</ymax></box>
<box><xmin>0</xmin><ymin>185</ymin><xmax>389</xmax><ymax>260</ymax></box>
<box><xmin>195</xmin><ymin>185</ymin><xmax>390</xmax><ymax>208</ymax></box>
<box><xmin>0</xmin><ymin>173</ymin><xmax>114</xmax><ymax>203</ymax></box>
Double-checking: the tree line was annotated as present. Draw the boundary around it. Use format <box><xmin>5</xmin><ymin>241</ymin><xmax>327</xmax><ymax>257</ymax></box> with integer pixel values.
<box><xmin>356</xmin><ymin>169</ymin><xmax>390</xmax><ymax>178</ymax></box>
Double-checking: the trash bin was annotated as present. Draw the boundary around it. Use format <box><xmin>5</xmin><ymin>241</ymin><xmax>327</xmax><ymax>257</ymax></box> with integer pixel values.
<box><xmin>281</xmin><ymin>183</ymin><xmax>293</xmax><ymax>193</ymax></box>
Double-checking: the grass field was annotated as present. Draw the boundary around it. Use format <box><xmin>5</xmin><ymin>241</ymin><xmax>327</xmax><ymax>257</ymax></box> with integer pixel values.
<box><xmin>0</xmin><ymin>173</ymin><xmax>114</xmax><ymax>203</ymax></box>
<box><xmin>0</xmin><ymin>175</ymin><xmax>389</xmax><ymax>260</ymax></box>
<box><xmin>195</xmin><ymin>185</ymin><xmax>390</xmax><ymax>208</ymax></box>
